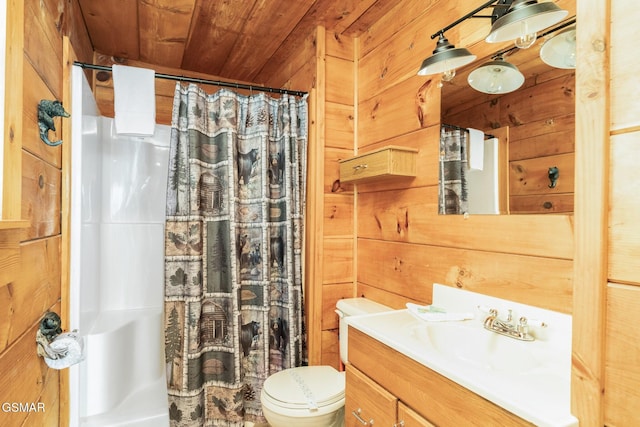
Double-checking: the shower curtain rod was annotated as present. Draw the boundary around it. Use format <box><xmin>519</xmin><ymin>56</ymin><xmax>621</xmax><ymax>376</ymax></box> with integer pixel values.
<box><xmin>73</xmin><ymin>61</ymin><xmax>308</xmax><ymax>97</ymax></box>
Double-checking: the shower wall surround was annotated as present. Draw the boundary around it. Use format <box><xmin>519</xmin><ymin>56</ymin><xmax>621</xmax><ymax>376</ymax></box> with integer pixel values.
<box><xmin>69</xmin><ymin>66</ymin><xmax>170</xmax><ymax>426</ymax></box>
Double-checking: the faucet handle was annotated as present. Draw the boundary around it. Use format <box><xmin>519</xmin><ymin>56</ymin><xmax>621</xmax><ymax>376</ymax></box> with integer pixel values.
<box><xmin>526</xmin><ymin>318</ymin><xmax>547</xmax><ymax>328</ymax></box>
<box><xmin>477</xmin><ymin>305</ymin><xmax>494</xmax><ymax>315</ymax></box>
<box><xmin>505</xmin><ymin>309</ymin><xmax>513</xmax><ymax>322</ymax></box>
<box><xmin>517</xmin><ymin>317</ymin><xmax>529</xmax><ymax>335</ymax></box>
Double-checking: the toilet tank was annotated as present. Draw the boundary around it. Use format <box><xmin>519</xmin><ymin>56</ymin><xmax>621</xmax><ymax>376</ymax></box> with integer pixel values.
<box><xmin>335</xmin><ymin>298</ymin><xmax>392</xmax><ymax>364</ymax></box>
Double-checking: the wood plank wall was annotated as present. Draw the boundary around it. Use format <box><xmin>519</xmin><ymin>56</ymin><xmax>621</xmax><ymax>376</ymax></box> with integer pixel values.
<box><xmin>318</xmin><ymin>30</ymin><xmax>356</xmax><ymax>369</ymax></box>
<box><xmin>351</xmin><ymin>0</ymin><xmax>574</xmax><ymax>312</ymax></box>
<box><xmin>317</xmin><ymin>0</ymin><xmax>635</xmax><ymax>425</ymax></box>
<box><xmin>0</xmin><ymin>1</ymin><xmax>92</xmax><ymax>427</ymax></box>
<box><xmin>2</xmin><ymin>0</ymin><xmax>638</xmax><ymax>426</ymax></box>
<box><xmin>603</xmin><ymin>0</ymin><xmax>640</xmax><ymax>425</ymax></box>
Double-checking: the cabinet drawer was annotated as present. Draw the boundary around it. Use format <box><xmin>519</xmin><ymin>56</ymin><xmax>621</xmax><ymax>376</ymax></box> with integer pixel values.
<box><xmin>345</xmin><ymin>364</ymin><xmax>397</xmax><ymax>427</ymax></box>
<box><xmin>398</xmin><ymin>402</ymin><xmax>435</xmax><ymax>427</ymax></box>
<box><xmin>339</xmin><ymin>146</ymin><xmax>418</xmax><ymax>183</ymax></box>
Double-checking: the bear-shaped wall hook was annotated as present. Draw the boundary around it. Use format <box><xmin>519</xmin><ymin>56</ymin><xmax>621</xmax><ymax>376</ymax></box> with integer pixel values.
<box><xmin>38</xmin><ymin>99</ymin><xmax>70</xmax><ymax>146</ymax></box>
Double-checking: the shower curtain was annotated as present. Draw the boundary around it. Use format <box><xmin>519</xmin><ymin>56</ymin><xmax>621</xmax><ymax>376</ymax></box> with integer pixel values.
<box><xmin>163</xmin><ymin>83</ymin><xmax>308</xmax><ymax>426</ymax></box>
<box><xmin>439</xmin><ymin>126</ymin><xmax>469</xmax><ymax>215</ymax></box>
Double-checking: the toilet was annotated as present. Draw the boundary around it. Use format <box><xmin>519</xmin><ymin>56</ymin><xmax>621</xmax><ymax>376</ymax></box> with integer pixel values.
<box><xmin>260</xmin><ymin>298</ymin><xmax>392</xmax><ymax>427</ymax></box>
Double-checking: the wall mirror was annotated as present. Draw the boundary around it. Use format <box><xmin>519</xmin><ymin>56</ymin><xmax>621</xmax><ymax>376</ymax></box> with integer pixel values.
<box><xmin>440</xmin><ymin>21</ymin><xmax>576</xmax><ymax>215</ymax></box>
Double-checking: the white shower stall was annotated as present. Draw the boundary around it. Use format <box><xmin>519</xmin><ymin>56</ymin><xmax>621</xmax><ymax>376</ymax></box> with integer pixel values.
<box><xmin>69</xmin><ymin>65</ymin><xmax>170</xmax><ymax>426</ymax></box>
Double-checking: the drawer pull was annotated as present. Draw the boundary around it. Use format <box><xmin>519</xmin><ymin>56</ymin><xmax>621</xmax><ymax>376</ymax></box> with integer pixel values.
<box><xmin>394</xmin><ymin>422</ymin><xmax>405</xmax><ymax>427</ymax></box>
<box><xmin>352</xmin><ymin>164</ymin><xmax>368</xmax><ymax>171</ymax></box>
<box><xmin>351</xmin><ymin>408</ymin><xmax>373</xmax><ymax>425</ymax></box>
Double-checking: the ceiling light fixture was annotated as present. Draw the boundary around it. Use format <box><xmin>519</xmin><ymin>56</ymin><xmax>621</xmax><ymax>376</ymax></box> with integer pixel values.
<box><xmin>417</xmin><ymin>0</ymin><xmax>503</xmax><ymax>80</ymax></box>
<box><xmin>485</xmin><ymin>0</ymin><xmax>568</xmax><ymax>49</ymax></box>
<box><xmin>417</xmin><ymin>33</ymin><xmax>477</xmax><ymax>81</ymax></box>
<box><xmin>540</xmin><ymin>26</ymin><xmax>577</xmax><ymax>69</ymax></box>
<box><xmin>467</xmin><ymin>55</ymin><xmax>525</xmax><ymax>94</ymax></box>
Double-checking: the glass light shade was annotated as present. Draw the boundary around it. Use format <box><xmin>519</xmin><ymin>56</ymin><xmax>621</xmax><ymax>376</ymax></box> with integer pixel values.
<box><xmin>540</xmin><ymin>27</ymin><xmax>577</xmax><ymax>69</ymax></box>
<box><xmin>467</xmin><ymin>59</ymin><xmax>525</xmax><ymax>94</ymax></box>
<box><xmin>485</xmin><ymin>1</ymin><xmax>568</xmax><ymax>45</ymax></box>
<box><xmin>418</xmin><ymin>35</ymin><xmax>477</xmax><ymax>76</ymax></box>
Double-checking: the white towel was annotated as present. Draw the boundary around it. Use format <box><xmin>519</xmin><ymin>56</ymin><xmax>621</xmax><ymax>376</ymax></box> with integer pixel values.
<box><xmin>112</xmin><ymin>64</ymin><xmax>156</xmax><ymax>135</ymax></box>
<box><xmin>406</xmin><ymin>303</ymin><xmax>474</xmax><ymax>322</ymax></box>
<box><xmin>468</xmin><ymin>127</ymin><xmax>484</xmax><ymax>171</ymax></box>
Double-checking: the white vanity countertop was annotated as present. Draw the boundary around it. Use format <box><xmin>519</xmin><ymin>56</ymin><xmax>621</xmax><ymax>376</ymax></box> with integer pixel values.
<box><xmin>346</xmin><ymin>284</ymin><xmax>579</xmax><ymax>427</ymax></box>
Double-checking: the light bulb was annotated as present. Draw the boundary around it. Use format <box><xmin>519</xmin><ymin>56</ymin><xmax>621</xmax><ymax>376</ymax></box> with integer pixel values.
<box><xmin>515</xmin><ymin>20</ymin><xmax>537</xmax><ymax>49</ymax></box>
<box><xmin>487</xmin><ymin>68</ymin><xmax>503</xmax><ymax>94</ymax></box>
<box><xmin>442</xmin><ymin>68</ymin><xmax>456</xmax><ymax>82</ymax></box>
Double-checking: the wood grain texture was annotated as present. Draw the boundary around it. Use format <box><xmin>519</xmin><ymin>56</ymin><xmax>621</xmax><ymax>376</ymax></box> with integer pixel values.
<box><xmin>604</xmin><ymin>283</ymin><xmax>640</xmax><ymax>426</ymax></box>
<box><xmin>608</xmin><ymin>132</ymin><xmax>640</xmax><ymax>284</ymax></box>
<box><xmin>345</xmin><ymin>364</ymin><xmax>397</xmax><ymax>427</ymax></box>
<box><xmin>24</xmin><ymin>0</ymin><xmax>64</xmax><ymax>100</ymax></box>
<box><xmin>339</xmin><ymin>146</ymin><xmax>417</xmax><ymax>183</ymax></box>
<box><xmin>358</xmin><ymin>75</ymin><xmax>439</xmax><ymax>145</ymax></box>
<box><xmin>509</xmin><ymin>152</ymin><xmax>575</xmax><ymax>196</ymax></box>
<box><xmin>326</xmin><ymin>56</ymin><xmax>354</xmax><ymax>105</ymax></box>
<box><xmin>358</xmin><ymin>186</ymin><xmax>573</xmax><ymax>259</ymax></box>
<box><xmin>3</xmin><ymin>0</ymin><xmax>25</xmax><ymax>220</ymax></box>
<box><xmin>572</xmin><ymin>0</ymin><xmax>609</xmax><ymax>424</ymax></box>
<box><xmin>138</xmin><ymin>0</ymin><xmax>196</xmax><ymax>68</ymax></box>
<box><xmin>610</xmin><ymin>0</ymin><xmax>640</xmax><ymax>131</ymax></box>
<box><xmin>357</xmin><ymin>239</ymin><xmax>573</xmax><ymax>313</ymax></box>
<box><xmin>79</xmin><ymin>0</ymin><xmax>139</xmax><ymax>59</ymax></box>
<box><xmin>21</xmin><ymin>152</ymin><xmax>61</xmax><ymax>240</ymax></box>
<box><xmin>349</xmin><ymin>328</ymin><xmax>534</xmax><ymax>426</ymax></box>
<box><xmin>0</xmin><ymin>237</ymin><xmax>62</xmax><ymax>354</ymax></box>
<box><xmin>61</xmin><ymin>0</ymin><xmax>94</xmax><ymax>65</ymax></box>
<box><xmin>0</xmin><ymin>318</ymin><xmax>61</xmax><ymax>427</ymax></box>
<box><xmin>59</xmin><ymin>36</ymin><xmax>77</xmax><ymax>427</ymax></box>
<box><xmin>326</xmin><ymin>31</ymin><xmax>354</xmax><ymax>61</ymax></box>
<box><xmin>22</xmin><ymin>60</ymin><xmax>62</xmax><ymax>168</ymax></box>
<box><xmin>305</xmin><ymin>27</ymin><xmax>326</xmax><ymax>366</ymax></box>
<box><xmin>323</xmin><ymin>193</ymin><xmax>354</xmax><ymax>237</ymax></box>
<box><xmin>325</xmin><ymin>102</ymin><xmax>355</xmax><ymax>150</ymax></box>
<box><xmin>320</xmin><ymin>329</ymin><xmax>340</xmax><ymax>369</ymax></box>
<box><xmin>398</xmin><ymin>401</ymin><xmax>435</xmax><ymax>427</ymax></box>
<box><xmin>321</xmin><ymin>283</ymin><xmax>355</xmax><ymax>330</ymax></box>
<box><xmin>322</xmin><ymin>238</ymin><xmax>353</xmax><ymax>285</ymax></box>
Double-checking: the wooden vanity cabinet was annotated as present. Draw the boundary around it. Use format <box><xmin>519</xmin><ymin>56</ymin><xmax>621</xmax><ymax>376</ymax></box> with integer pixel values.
<box><xmin>346</xmin><ymin>327</ymin><xmax>534</xmax><ymax>427</ymax></box>
<box><xmin>346</xmin><ymin>364</ymin><xmax>433</xmax><ymax>427</ymax></box>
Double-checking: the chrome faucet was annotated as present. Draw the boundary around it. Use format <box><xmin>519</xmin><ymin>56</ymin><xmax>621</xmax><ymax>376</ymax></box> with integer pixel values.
<box><xmin>483</xmin><ymin>308</ymin><xmax>544</xmax><ymax>341</ymax></box>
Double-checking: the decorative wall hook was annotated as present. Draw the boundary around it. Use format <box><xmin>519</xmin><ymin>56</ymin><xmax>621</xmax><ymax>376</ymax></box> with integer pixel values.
<box><xmin>36</xmin><ymin>311</ymin><xmax>85</xmax><ymax>370</ymax></box>
<box><xmin>38</xmin><ymin>100</ymin><xmax>70</xmax><ymax>146</ymax></box>
<box><xmin>548</xmin><ymin>166</ymin><xmax>559</xmax><ymax>188</ymax></box>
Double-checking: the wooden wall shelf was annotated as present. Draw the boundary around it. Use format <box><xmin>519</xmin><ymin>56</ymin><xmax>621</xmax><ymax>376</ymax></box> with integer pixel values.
<box><xmin>339</xmin><ymin>146</ymin><xmax>418</xmax><ymax>183</ymax></box>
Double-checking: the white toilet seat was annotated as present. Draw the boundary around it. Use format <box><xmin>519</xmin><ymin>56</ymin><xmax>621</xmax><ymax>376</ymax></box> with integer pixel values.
<box><xmin>261</xmin><ymin>366</ymin><xmax>345</xmax><ymax>411</ymax></box>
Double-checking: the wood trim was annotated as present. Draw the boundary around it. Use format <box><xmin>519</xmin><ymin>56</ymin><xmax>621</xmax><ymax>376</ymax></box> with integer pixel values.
<box><xmin>305</xmin><ymin>25</ymin><xmax>326</xmax><ymax>366</ymax></box>
<box><xmin>2</xmin><ymin>0</ymin><xmax>24</xmax><ymax>219</ymax></box>
<box><xmin>59</xmin><ymin>35</ymin><xmax>77</xmax><ymax>427</ymax></box>
<box><xmin>351</xmin><ymin>36</ymin><xmax>359</xmax><ymax>299</ymax></box>
<box><xmin>0</xmin><ymin>220</ymin><xmax>29</xmax><ymax>230</ymax></box>
<box><xmin>572</xmin><ymin>0</ymin><xmax>610</xmax><ymax>424</ymax></box>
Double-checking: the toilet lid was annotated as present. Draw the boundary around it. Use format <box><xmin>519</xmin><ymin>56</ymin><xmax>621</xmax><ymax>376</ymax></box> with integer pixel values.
<box><xmin>262</xmin><ymin>366</ymin><xmax>345</xmax><ymax>410</ymax></box>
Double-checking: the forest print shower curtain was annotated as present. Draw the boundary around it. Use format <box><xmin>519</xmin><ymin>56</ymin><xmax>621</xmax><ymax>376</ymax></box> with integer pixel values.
<box><xmin>439</xmin><ymin>126</ymin><xmax>469</xmax><ymax>215</ymax></box>
<box><xmin>164</xmin><ymin>83</ymin><xmax>308</xmax><ymax>426</ymax></box>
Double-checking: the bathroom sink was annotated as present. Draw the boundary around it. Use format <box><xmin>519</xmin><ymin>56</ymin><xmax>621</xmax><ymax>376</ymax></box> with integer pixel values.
<box><xmin>345</xmin><ymin>284</ymin><xmax>578</xmax><ymax>427</ymax></box>
<box><xmin>409</xmin><ymin>320</ymin><xmax>553</xmax><ymax>375</ymax></box>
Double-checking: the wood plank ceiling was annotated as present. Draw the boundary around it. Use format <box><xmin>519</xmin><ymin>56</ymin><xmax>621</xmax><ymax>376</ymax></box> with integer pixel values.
<box><xmin>78</xmin><ymin>0</ymin><xmax>400</xmax><ymax>83</ymax></box>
